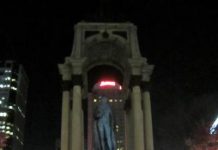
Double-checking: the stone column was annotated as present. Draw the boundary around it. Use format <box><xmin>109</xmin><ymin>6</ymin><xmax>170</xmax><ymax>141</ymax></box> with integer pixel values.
<box><xmin>59</xmin><ymin>64</ymin><xmax>72</xmax><ymax>150</ymax></box>
<box><xmin>71</xmin><ymin>85</ymin><xmax>83</xmax><ymax>150</ymax></box>
<box><xmin>124</xmin><ymin>98</ymin><xmax>133</xmax><ymax>150</ymax></box>
<box><xmin>142</xmin><ymin>82</ymin><xmax>154</xmax><ymax>150</ymax></box>
<box><xmin>131</xmin><ymin>85</ymin><xmax>145</xmax><ymax>150</ymax></box>
<box><xmin>61</xmin><ymin>86</ymin><xmax>70</xmax><ymax>150</ymax></box>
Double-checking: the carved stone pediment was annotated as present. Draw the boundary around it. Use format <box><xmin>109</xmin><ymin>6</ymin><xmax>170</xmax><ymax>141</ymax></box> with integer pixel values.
<box><xmin>59</xmin><ymin>22</ymin><xmax>154</xmax><ymax>86</ymax></box>
<box><xmin>85</xmin><ymin>40</ymin><xmax>128</xmax><ymax>65</ymax></box>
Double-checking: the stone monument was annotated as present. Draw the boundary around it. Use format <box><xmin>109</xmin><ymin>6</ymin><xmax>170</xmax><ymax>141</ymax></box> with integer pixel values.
<box><xmin>58</xmin><ymin>22</ymin><xmax>154</xmax><ymax>150</ymax></box>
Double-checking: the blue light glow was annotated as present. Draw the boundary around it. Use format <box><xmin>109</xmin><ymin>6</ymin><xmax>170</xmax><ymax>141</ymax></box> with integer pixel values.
<box><xmin>210</xmin><ymin>116</ymin><xmax>218</xmax><ymax>134</ymax></box>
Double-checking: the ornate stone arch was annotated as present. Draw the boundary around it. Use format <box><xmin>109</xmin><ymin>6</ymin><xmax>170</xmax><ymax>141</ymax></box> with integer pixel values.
<box><xmin>58</xmin><ymin>22</ymin><xmax>154</xmax><ymax>150</ymax></box>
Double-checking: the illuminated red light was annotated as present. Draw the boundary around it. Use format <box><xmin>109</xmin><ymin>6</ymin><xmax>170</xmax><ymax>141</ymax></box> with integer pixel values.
<box><xmin>100</xmin><ymin>81</ymin><xmax>116</xmax><ymax>87</ymax></box>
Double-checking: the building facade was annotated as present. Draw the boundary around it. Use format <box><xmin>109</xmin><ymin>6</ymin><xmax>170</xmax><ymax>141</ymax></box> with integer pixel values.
<box><xmin>0</xmin><ymin>60</ymin><xmax>28</xmax><ymax>150</ymax></box>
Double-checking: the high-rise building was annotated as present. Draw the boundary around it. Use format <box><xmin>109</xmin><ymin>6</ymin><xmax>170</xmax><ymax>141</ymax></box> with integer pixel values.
<box><xmin>0</xmin><ymin>60</ymin><xmax>28</xmax><ymax>150</ymax></box>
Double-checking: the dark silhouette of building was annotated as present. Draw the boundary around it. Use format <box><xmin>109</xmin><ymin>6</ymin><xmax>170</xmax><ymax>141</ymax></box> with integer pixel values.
<box><xmin>0</xmin><ymin>60</ymin><xmax>28</xmax><ymax>150</ymax></box>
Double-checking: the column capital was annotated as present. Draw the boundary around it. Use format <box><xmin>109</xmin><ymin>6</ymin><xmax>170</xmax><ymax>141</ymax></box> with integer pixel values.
<box><xmin>129</xmin><ymin>75</ymin><xmax>141</xmax><ymax>87</ymax></box>
<box><xmin>141</xmin><ymin>81</ymin><xmax>151</xmax><ymax>92</ymax></box>
<box><xmin>124</xmin><ymin>97</ymin><xmax>131</xmax><ymax>111</ymax></box>
<box><xmin>62</xmin><ymin>80</ymin><xmax>72</xmax><ymax>91</ymax></box>
<box><xmin>72</xmin><ymin>74</ymin><xmax>83</xmax><ymax>86</ymax></box>
<box><xmin>68</xmin><ymin>57</ymin><xmax>87</xmax><ymax>74</ymax></box>
<box><xmin>58</xmin><ymin>64</ymin><xmax>72</xmax><ymax>80</ymax></box>
<box><xmin>141</xmin><ymin>64</ymin><xmax>154</xmax><ymax>82</ymax></box>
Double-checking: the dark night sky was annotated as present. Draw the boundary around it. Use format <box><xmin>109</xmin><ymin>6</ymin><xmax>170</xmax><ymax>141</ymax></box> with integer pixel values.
<box><xmin>0</xmin><ymin>1</ymin><xmax>218</xmax><ymax>149</ymax></box>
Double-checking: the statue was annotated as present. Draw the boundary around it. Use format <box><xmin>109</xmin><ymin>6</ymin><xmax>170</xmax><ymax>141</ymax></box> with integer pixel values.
<box><xmin>93</xmin><ymin>96</ymin><xmax>116</xmax><ymax>150</ymax></box>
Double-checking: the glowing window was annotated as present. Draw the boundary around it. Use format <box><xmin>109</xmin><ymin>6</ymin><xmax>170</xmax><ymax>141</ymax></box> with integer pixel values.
<box><xmin>0</xmin><ymin>112</ymin><xmax>7</xmax><ymax>117</ymax></box>
<box><xmin>4</xmin><ymin>70</ymin><xmax>11</xmax><ymax>73</ymax></box>
<box><xmin>8</xmin><ymin>106</ymin><xmax>13</xmax><ymax>109</ymax></box>
<box><xmin>5</xmin><ymin>77</ymin><xmax>11</xmax><ymax>81</ymax></box>
<box><xmin>0</xmin><ymin>84</ymin><xmax>10</xmax><ymax>88</ymax></box>
<box><xmin>0</xmin><ymin>126</ymin><xmax>5</xmax><ymax>129</ymax></box>
<box><xmin>11</xmin><ymin>86</ymin><xmax>17</xmax><ymax>91</ymax></box>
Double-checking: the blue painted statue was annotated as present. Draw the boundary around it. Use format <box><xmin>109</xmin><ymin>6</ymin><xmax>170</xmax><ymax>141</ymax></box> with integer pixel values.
<box><xmin>94</xmin><ymin>96</ymin><xmax>116</xmax><ymax>150</ymax></box>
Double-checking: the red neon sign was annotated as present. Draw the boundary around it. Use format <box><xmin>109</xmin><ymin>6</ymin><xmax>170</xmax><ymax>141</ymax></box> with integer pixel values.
<box><xmin>100</xmin><ymin>81</ymin><xmax>116</xmax><ymax>87</ymax></box>
<box><xmin>98</xmin><ymin>80</ymin><xmax>122</xmax><ymax>90</ymax></box>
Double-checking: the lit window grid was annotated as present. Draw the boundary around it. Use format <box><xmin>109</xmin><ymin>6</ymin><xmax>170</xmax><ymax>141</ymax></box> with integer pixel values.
<box><xmin>0</xmin><ymin>130</ymin><xmax>13</xmax><ymax>136</ymax></box>
<box><xmin>13</xmin><ymin>126</ymin><xmax>24</xmax><ymax>145</ymax></box>
<box><xmin>0</xmin><ymin>123</ymin><xmax>23</xmax><ymax>144</ymax></box>
<box><xmin>0</xmin><ymin>63</ymin><xmax>26</xmax><ymax>149</ymax></box>
<box><xmin>1</xmin><ymin>104</ymin><xmax>25</xmax><ymax>118</ymax></box>
<box><xmin>0</xmin><ymin>125</ymin><xmax>13</xmax><ymax>136</ymax></box>
<box><xmin>0</xmin><ymin>96</ymin><xmax>6</xmax><ymax>100</ymax></box>
<box><xmin>0</xmin><ymin>84</ymin><xmax>11</xmax><ymax>89</ymax></box>
<box><xmin>0</xmin><ymin>73</ymin><xmax>17</xmax><ymax>91</ymax></box>
<box><xmin>0</xmin><ymin>103</ymin><xmax>15</xmax><ymax>109</ymax></box>
<box><xmin>4</xmin><ymin>70</ymin><xmax>12</xmax><ymax>73</ymax></box>
<box><xmin>0</xmin><ymin>112</ymin><xmax>8</xmax><ymax>117</ymax></box>
<box><xmin>0</xmin><ymin>125</ymin><xmax>11</xmax><ymax>130</ymax></box>
<box><xmin>0</xmin><ymin>100</ymin><xmax>15</xmax><ymax>112</ymax></box>
<box><xmin>0</xmin><ymin>76</ymin><xmax>16</xmax><ymax>82</ymax></box>
<box><xmin>0</xmin><ymin>74</ymin><xmax>12</xmax><ymax>82</ymax></box>
<box><xmin>4</xmin><ymin>77</ymin><xmax>11</xmax><ymax>81</ymax></box>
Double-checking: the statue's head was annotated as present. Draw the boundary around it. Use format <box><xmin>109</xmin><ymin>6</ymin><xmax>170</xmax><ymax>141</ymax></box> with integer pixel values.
<box><xmin>99</xmin><ymin>96</ymin><xmax>108</xmax><ymax>103</ymax></box>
